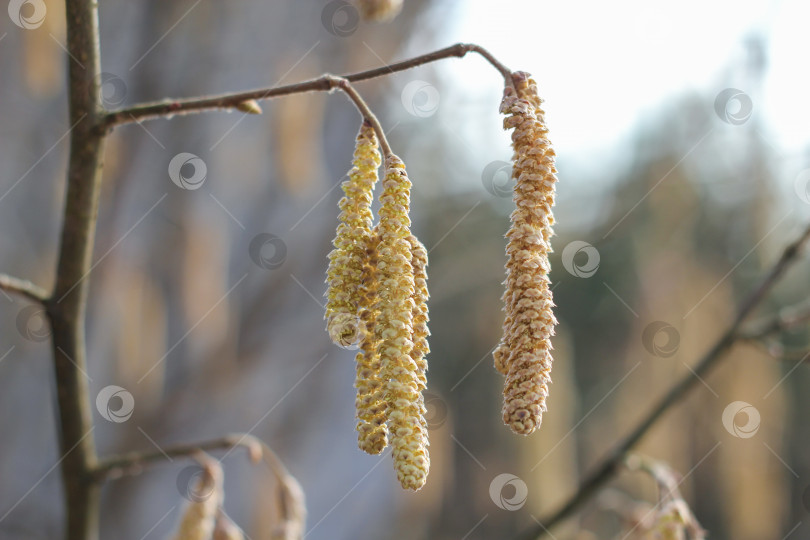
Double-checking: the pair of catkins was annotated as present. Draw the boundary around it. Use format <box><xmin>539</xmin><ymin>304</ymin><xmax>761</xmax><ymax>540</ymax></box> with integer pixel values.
<box><xmin>324</xmin><ymin>71</ymin><xmax>558</xmax><ymax>491</ymax></box>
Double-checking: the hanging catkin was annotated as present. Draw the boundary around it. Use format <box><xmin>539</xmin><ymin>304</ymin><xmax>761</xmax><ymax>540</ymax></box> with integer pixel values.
<box><xmin>354</xmin><ymin>0</ymin><xmax>403</xmax><ymax>21</ymax></box>
<box><xmin>354</xmin><ymin>226</ymin><xmax>389</xmax><ymax>455</ymax></box>
<box><xmin>494</xmin><ymin>72</ymin><xmax>559</xmax><ymax>436</ymax></box>
<box><xmin>408</xmin><ymin>234</ymin><xmax>430</xmax><ymax>393</ymax></box>
<box><xmin>375</xmin><ymin>155</ymin><xmax>429</xmax><ymax>490</ymax></box>
<box><xmin>171</xmin><ymin>459</ymin><xmax>224</xmax><ymax>540</ymax></box>
<box><xmin>325</xmin><ymin>122</ymin><xmax>380</xmax><ymax>348</ymax></box>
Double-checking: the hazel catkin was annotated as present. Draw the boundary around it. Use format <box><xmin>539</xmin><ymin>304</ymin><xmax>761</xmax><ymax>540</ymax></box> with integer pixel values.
<box><xmin>354</xmin><ymin>0</ymin><xmax>403</xmax><ymax>22</ymax></box>
<box><xmin>408</xmin><ymin>234</ymin><xmax>430</xmax><ymax>394</ymax></box>
<box><xmin>325</xmin><ymin>122</ymin><xmax>381</xmax><ymax>348</ymax></box>
<box><xmin>171</xmin><ymin>458</ymin><xmax>223</xmax><ymax>540</ymax></box>
<box><xmin>375</xmin><ymin>155</ymin><xmax>429</xmax><ymax>490</ymax></box>
<box><xmin>494</xmin><ymin>72</ymin><xmax>559</xmax><ymax>436</ymax></box>
<box><xmin>354</xmin><ymin>227</ymin><xmax>389</xmax><ymax>455</ymax></box>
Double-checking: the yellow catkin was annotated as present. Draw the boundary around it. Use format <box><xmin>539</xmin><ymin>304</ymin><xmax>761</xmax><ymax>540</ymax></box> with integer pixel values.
<box><xmin>213</xmin><ymin>510</ymin><xmax>244</xmax><ymax>540</ymax></box>
<box><xmin>171</xmin><ymin>460</ymin><xmax>224</xmax><ymax>540</ymax></box>
<box><xmin>375</xmin><ymin>155</ymin><xmax>429</xmax><ymax>490</ymax></box>
<box><xmin>408</xmin><ymin>234</ymin><xmax>430</xmax><ymax>393</ymax></box>
<box><xmin>355</xmin><ymin>227</ymin><xmax>389</xmax><ymax>454</ymax></box>
<box><xmin>354</xmin><ymin>0</ymin><xmax>403</xmax><ymax>21</ymax></box>
<box><xmin>494</xmin><ymin>72</ymin><xmax>559</xmax><ymax>436</ymax></box>
<box><xmin>325</xmin><ymin>122</ymin><xmax>381</xmax><ymax>347</ymax></box>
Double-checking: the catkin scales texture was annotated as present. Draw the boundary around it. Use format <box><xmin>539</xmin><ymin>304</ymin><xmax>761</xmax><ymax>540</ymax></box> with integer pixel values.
<box><xmin>324</xmin><ymin>122</ymin><xmax>432</xmax><ymax>489</ymax></box>
<box><xmin>408</xmin><ymin>235</ymin><xmax>430</xmax><ymax>394</ymax></box>
<box><xmin>375</xmin><ymin>156</ymin><xmax>430</xmax><ymax>490</ymax></box>
<box><xmin>355</xmin><ymin>228</ymin><xmax>389</xmax><ymax>455</ymax></box>
<box><xmin>495</xmin><ymin>72</ymin><xmax>559</xmax><ymax>436</ymax></box>
<box><xmin>325</xmin><ymin>123</ymin><xmax>381</xmax><ymax>347</ymax></box>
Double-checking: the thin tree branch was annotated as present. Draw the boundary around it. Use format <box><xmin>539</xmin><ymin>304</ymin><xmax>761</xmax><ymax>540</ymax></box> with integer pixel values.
<box><xmin>327</xmin><ymin>77</ymin><xmax>394</xmax><ymax>158</ymax></box>
<box><xmin>101</xmin><ymin>42</ymin><xmax>512</xmax><ymax>129</ymax></box>
<box><xmin>518</xmin><ymin>222</ymin><xmax>810</xmax><ymax>540</ymax></box>
<box><xmin>93</xmin><ymin>433</ymin><xmax>263</xmax><ymax>481</ymax></box>
<box><xmin>48</xmin><ymin>1</ymin><xmax>106</xmax><ymax>539</ymax></box>
<box><xmin>739</xmin><ymin>298</ymin><xmax>810</xmax><ymax>340</ymax></box>
<box><xmin>0</xmin><ymin>273</ymin><xmax>48</xmax><ymax>303</ymax></box>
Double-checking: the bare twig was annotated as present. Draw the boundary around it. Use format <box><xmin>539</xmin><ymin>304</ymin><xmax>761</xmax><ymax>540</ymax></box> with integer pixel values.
<box><xmin>46</xmin><ymin>1</ymin><xmax>106</xmax><ymax>539</ymax></box>
<box><xmin>740</xmin><ymin>298</ymin><xmax>810</xmax><ymax>340</ymax></box>
<box><xmin>623</xmin><ymin>454</ymin><xmax>706</xmax><ymax>539</ymax></box>
<box><xmin>517</xmin><ymin>223</ymin><xmax>810</xmax><ymax>540</ymax></box>
<box><xmin>327</xmin><ymin>77</ymin><xmax>394</xmax><ymax>157</ymax></box>
<box><xmin>0</xmin><ymin>273</ymin><xmax>48</xmax><ymax>303</ymax></box>
<box><xmin>101</xmin><ymin>43</ymin><xmax>512</xmax><ymax>128</ymax></box>
<box><xmin>93</xmin><ymin>433</ymin><xmax>263</xmax><ymax>481</ymax></box>
<box><xmin>95</xmin><ymin>434</ymin><xmax>304</xmax><ymax>539</ymax></box>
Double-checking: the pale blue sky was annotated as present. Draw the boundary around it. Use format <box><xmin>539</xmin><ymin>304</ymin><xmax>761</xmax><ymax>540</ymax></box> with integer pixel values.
<box><xmin>439</xmin><ymin>0</ymin><xmax>810</xmax><ymax>158</ymax></box>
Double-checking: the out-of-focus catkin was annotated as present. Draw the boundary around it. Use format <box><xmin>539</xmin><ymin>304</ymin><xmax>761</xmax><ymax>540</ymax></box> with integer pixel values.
<box><xmin>213</xmin><ymin>510</ymin><xmax>245</xmax><ymax>540</ymax></box>
<box><xmin>375</xmin><ymin>155</ymin><xmax>429</xmax><ymax>490</ymax></box>
<box><xmin>325</xmin><ymin>122</ymin><xmax>381</xmax><ymax>348</ymax></box>
<box><xmin>354</xmin><ymin>0</ymin><xmax>403</xmax><ymax>21</ymax></box>
<box><xmin>171</xmin><ymin>459</ymin><xmax>224</xmax><ymax>540</ymax></box>
<box><xmin>354</xmin><ymin>227</ymin><xmax>389</xmax><ymax>455</ymax></box>
<box><xmin>494</xmin><ymin>72</ymin><xmax>559</xmax><ymax>436</ymax></box>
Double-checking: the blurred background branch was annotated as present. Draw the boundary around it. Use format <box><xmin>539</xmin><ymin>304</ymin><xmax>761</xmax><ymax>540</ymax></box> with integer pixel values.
<box><xmin>520</xmin><ymin>222</ymin><xmax>810</xmax><ymax>539</ymax></box>
<box><xmin>0</xmin><ymin>274</ymin><xmax>48</xmax><ymax>304</ymax></box>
